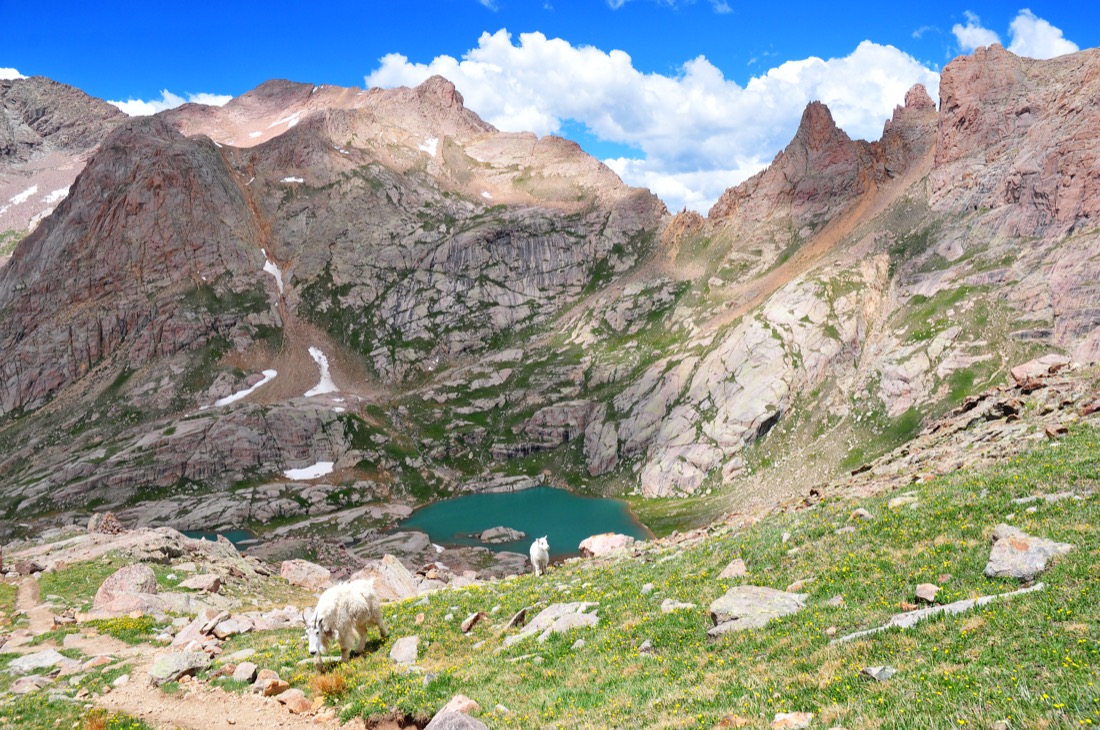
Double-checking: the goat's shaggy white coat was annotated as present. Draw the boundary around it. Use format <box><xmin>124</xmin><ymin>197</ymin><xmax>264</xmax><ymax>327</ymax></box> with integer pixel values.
<box><xmin>530</xmin><ymin>536</ymin><xmax>549</xmax><ymax>576</ymax></box>
<box><xmin>306</xmin><ymin>578</ymin><xmax>387</xmax><ymax>668</ymax></box>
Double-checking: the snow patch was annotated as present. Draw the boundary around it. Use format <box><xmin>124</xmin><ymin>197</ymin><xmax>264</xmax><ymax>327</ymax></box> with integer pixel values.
<box><xmin>214</xmin><ymin>369</ymin><xmax>278</xmax><ymax>407</ymax></box>
<box><xmin>481</xmin><ymin>191</ymin><xmax>492</xmax><ymax>199</ymax></box>
<box><xmin>248</xmin><ymin>131</ymin><xmax>263</xmax><ymax>139</ymax></box>
<box><xmin>8</xmin><ymin>185</ymin><xmax>38</xmax><ymax>206</ymax></box>
<box><xmin>281</xmin><ymin>177</ymin><xmax>304</xmax><ymax>184</ymax></box>
<box><xmin>418</xmin><ymin>137</ymin><xmax>438</xmax><ymax>157</ymax></box>
<box><xmin>332</xmin><ymin>406</ymin><xmax>346</xmax><ymax>413</ymax></box>
<box><xmin>214</xmin><ymin>141</ymin><xmax>222</xmax><ymax>148</ymax></box>
<box><xmin>304</xmin><ymin>346</ymin><xmax>338</xmax><ymax>396</ymax></box>
<box><xmin>261</xmin><ymin>248</ymin><xmax>284</xmax><ymax>294</ymax></box>
<box><xmin>269</xmin><ymin>111</ymin><xmax>302</xmax><ymax>129</ymax></box>
<box><xmin>42</xmin><ymin>187</ymin><xmax>70</xmax><ymax>205</ymax></box>
<box><xmin>283</xmin><ymin>461</ymin><xmax>334</xmax><ymax>480</ymax></box>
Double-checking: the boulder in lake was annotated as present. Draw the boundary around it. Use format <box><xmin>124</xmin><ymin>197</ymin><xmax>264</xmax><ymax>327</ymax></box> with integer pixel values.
<box><xmin>478</xmin><ymin>526</ymin><xmax>526</xmax><ymax>544</ymax></box>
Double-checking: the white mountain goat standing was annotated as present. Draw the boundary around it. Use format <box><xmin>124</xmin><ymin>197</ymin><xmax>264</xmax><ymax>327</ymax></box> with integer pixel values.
<box><xmin>305</xmin><ymin>578</ymin><xmax>387</xmax><ymax>669</ymax></box>
<box><xmin>530</xmin><ymin>536</ymin><xmax>550</xmax><ymax>577</ymax></box>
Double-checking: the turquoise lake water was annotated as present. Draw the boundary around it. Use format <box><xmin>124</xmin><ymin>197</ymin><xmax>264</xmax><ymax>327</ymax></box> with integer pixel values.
<box><xmin>396</xmin><ymin>486</ymin><xmax>651</xmax><ymax>560</ymax></box>
<box><xmin>182</xmin><ymin>529</ymin><xmax>258</xmax><ymax>546</ymax></box>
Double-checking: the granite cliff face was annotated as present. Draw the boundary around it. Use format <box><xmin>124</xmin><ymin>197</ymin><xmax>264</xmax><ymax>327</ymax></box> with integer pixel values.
<box><xmin>1</xmin><ymin>46</ymin><xmax>1098</xmax><ymax>542</ymax></box>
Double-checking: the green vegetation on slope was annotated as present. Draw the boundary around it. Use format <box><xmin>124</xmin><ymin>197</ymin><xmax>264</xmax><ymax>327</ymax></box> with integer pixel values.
<box><xmin>217</xmin><ymin>426</ymin><xmax>1099</xmax><ymax>729</ymax></box>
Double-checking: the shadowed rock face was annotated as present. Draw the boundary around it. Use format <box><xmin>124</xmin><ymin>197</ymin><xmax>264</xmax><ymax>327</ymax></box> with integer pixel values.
<box><xmin>0</xmin><ymin>76</ymin><xmax>124</xmax><ymax>162</ymax></box>
<box><xmin>0</xmin><ymin>76</ymin><xmax>127</xmax><ymax>234</ymax></box>
<box><xmin>0</xmin><ymin>116</ymin><xmax>264</xmax><ymax>414</ymax></box>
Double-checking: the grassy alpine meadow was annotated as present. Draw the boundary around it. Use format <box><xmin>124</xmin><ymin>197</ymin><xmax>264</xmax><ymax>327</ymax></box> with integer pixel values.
<box><xmin>213</xmin><ymin>426</ymin><xmax>1100</xmax><ymax>729</ymax></box>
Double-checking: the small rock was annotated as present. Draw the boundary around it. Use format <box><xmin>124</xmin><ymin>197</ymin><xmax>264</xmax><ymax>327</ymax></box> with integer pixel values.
<box><xmin>861</xmin><ymin>665</ymin><xmax>898</xmax><ymax>682</ymax></box>
<box><xmin>718</xmin><ymin>559</ymin><xmax>748</xmax><ymax>579</ymax></box>
<box><xmin>232</xmin><ymin>661</ymin><xmax>258</xmax><ymax>683</ymax></box>
<box><xmin>415</xmin><ymin>612</ymin><xmax>426</xmax><ymax>624</ymax></box>
<box><xmin>179</xmin><ymin>574</ymin><xmax>222</xmax><ymax>593</ymax></box>
<box><xmin>786</xmin><ymin>579</ymin><xmax>810</xmax><ymax>593</ymax></box>
<box><xmin>781</xmin><ymin>532</ymin><xmax>791</xmax><ymax>544</ymax></box>
<box><xmin>112</xmin><ymin>674</ymin><xmax>130</xmax><ymax>687</ymax></box>
<box><xmin>717</xmin><ymin>715</ymin><xmax>751</xmax><ymax>728</ymax></box>
<box><xmin>390</xmin><ymin>636</ymin><xmax>419</xmax><ymax>665</ymax></box>
<box><xmin>824</xmin><ymin>595</ymin><xmax>846</xmax><ymax>608</ymax></box>
<box><xmin>641</xmin><ymin>583</ymin><xmax>655</xmax><ymax>595</ymax></box>
<box><xmin>263</xmin><ymin>679</ymin><xmax>290</xmax><ymax>697</ymax></box>
<box><xmin>849</xmin><ymin>508</ymin><xmax>873</xmax><ymax>521</ymax></box>
<box><xmin>888</xmin><ymin>495</ymin><xmax>919</xmax><ymax>509</ymax></box>
<box><xmin>835</xmin><ymin>526</ymin><xmax>856</xmax><ymax>535</ymax></box>
<box><xmin>493</xmin><ymin>704</ymin><xmax>510</xmax><ymax>715</ymax></box>
<box><xmin>638</xmin><ymin>639</ymin><xmax>654</xmax><ymax>655</ymax></box>
<box><xmin>824</xmin><ymin>626</ymin><xmax>838</xmax><ymax>637</ymax></box>
<box><xmin>571</xmin><ymin>639</ymin><xmax>585</xmax><ymax>650</ymax></box>
<box><xmin>660</xmin><ymin>599</ymin><xmax>696</xmax><ymax>613</ymax></box>
<box><xmin>915</xmin><ymin>584</ymin><xmax>940</xmax><ymax>604</ymax></box>
<box><xmin>461</xmin><ymin>612</ymin><xmax>487</xmax><ymax>633</ymax></box>
<box><xmin>772</xmin><ymin>712</ymin><xmax>814</xmax><ymax>729</ymax></box>
<box><xmin>439</xmin><ymin>694</ymin><xmax>480</xmax><ymax>715</ymax></box>
<box><xmin>444</xmin><ymin>613</ymin><xmax>454</xmax><ymax>621</ymax></box>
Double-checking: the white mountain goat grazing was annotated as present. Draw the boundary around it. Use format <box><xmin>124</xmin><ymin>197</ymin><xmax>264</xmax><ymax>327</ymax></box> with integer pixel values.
<box><xmin>530</xmin><ymin>536</ymin><xmax>550</xmax><ymax>577</ymax></box>
<box><xmin>305</xmin><ymin>579</ymin><xmax>387</xmax><ymax>669</ymax></box>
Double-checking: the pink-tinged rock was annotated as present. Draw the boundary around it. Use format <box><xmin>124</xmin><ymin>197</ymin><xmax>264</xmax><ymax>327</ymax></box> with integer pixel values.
<box><xmin>83</xmin><ymin>655</ymin><xmax>113</xmax><ymax>670</ymax></box>
<box><xmin>460</xmin><ymin>612</ymin><xmax>487</xmax><ymax>634</ymax></box>
<box><xmin>94</xmin><ymin>564</ymin><xmax>158</xmax><ymax>608</ymax></box>
<box><xmin>718</xmin><ymin>559</ymin><xmax>748</xmax><ymax>579</ymax></box>
<box><xmin>276</xmin><ymin>688</ymin><xmax>312</xmax><ymax>714</ymax></box>
<box><xmin>179</xmin><ymin>573</ymin><xmax>222</xmax><ymax>593</ymax></box>
<box><xmin>280</xmin><ymin>559</ymin><xmax>331</xmax><ymax>591</ymax></box>
<box><xmin>351</xmin><ymin>555</ymin><xmax>418</xmax><ymax>602</ymax></box>
<box><xmin>772</xmin><ymin>712</ymin><xmax>814</xmax><ymax>729</ymax></box>
<box><xmin>578</xmin><ymin>533</ymin><xmax>636</xmax><ymax>557</ymax></box>
<box><xmin>439</xmin><ymin>694</ymin><xmax>481</xmax><ymax>716</ymax></box>
<box><xmin>915</xmin><ymin>583</ymin><xmax>940</xmax><ymax>603</ymax></box>
<box><xmin>1010</xmin><ymin>354</ymin><xmax>1072</xmax><ymax>384</ymax></box>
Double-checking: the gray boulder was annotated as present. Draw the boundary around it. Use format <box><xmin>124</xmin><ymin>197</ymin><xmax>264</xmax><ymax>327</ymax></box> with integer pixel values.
<box><xmin>708</xmin><ymin>586</ymin><xmax>808</xmax><ymax>637</ymax></box>
<box><xmin>984</xmin><ymin>524</ymin><xmax>1074</xmax><ymax>581</ymax></box>
<box><xmin>424</xmin><ymin>712</ymin><xmax>488</xmax><ymax>730</ymax></box>
<box><xmin>149</xmin><ymin>651</ymin><xmax>211</xmax><ymax>685</ymax></box>
<box><xmin>94</xmin><ymin>564</ymin><xmax>158</xmax><ymax>608</ymax></box>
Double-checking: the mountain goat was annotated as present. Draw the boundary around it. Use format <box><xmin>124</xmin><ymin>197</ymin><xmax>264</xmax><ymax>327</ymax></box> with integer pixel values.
<box><xmin>530</xmin><ymin>536</ymin><xmax>549</xmax><ymax>577</ymax></box>
<box><xmin>305</xmin><ymin>578</ymin><xmax>387</xmax><ymax>669</ymax></box>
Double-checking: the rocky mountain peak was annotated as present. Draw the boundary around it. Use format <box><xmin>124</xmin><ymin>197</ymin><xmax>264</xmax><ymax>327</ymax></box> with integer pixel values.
<box><xmin>792</xmin><ymin>101</ymin><xmax>852</xmax><ymax>152</ymax></box>
<box><xmin>415</xmin><ymin>75</ymin><xmax>467</xmax><ymax>110</ymax></box>
<box><xmin>903</xmin><ymin>83</ymin><xmax>936</xmax><ymax>111</ymax></box>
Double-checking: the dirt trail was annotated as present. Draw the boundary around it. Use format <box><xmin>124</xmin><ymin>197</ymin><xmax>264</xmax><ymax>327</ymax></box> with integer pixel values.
<box><xmin>17</xmin><ymin>576</ymin><xmax>55</xmax><ymax>634</ymax></box>
<box><xmin>97</xmin><ymin>657</ymin><xmax>344</xmax><ymax>730</ymax></box>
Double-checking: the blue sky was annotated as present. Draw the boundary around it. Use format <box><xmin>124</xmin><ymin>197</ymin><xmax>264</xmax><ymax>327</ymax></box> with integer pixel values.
<box><xmin>2</xmin><ymin>1</ymin><xmax>1094</xmax><ymax>211</ymax></box>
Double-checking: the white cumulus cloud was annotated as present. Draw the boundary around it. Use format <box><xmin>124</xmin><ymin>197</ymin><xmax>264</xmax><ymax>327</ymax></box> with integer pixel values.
<box><xmin>108</xmin><ymin>89</ymin><xmax>233</xmax><ymax>116</ymax></box>
<box><xmin>1</xmin><ymin>67</ymin><xmax>28</xmax><ymax>80</ymax></box>
<box><xmin>952</xmin><ymin>11</ymin><xmax>1001</xmax><ymax>51</ymax></box>
<box><xmin>953</xmin><ymin>9</ymin><xmax>1078</xmax><ymax>59</ymax></box>
<box><xmin>366</xmin><ymin>31</ymin><xmax>939</xmax><ymax>213</ymax></box>
<box><xmin>1007</xmin><ymin>9</ymin><xmax>1079</xmax><ymax>58</ymax></box>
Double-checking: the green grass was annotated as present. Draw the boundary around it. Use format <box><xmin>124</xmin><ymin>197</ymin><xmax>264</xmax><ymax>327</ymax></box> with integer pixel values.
<box><xmin>0</xmin><ymin>229</ymin><xmax>23</xmax><ymax>257</ymax></box>
<box><xmin>0</xmin><ymin>581</ymin><xmax>16</xmax><ymax>628</ymax></box>
<box><xmin>30</xmin><ymin>615</ymin><xmax>161</xmax><ymax>647</ymax></box>
<box><xmin>222</xmin><ymin>426</ymin><xmax>1100</xmax><ymax>729</ymax></box>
